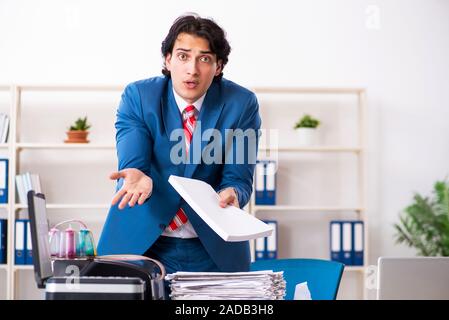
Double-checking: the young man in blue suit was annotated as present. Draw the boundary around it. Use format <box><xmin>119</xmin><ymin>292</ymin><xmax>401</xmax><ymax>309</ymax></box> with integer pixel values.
<box><xmin>97</xmin><ymin>14</ymin><xmax>261</xmax><ymax>293</ymax></box>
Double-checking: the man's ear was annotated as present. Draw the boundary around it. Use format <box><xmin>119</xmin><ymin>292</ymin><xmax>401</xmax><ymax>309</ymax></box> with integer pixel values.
<box><xmin>165</xmin><ymin>53</ymin><xmax>172</xmax><ymax>71</ymax></box>
<box><xmin>215</xmin><ymin>60</ymin><xmax>223</xmax><ymax>76</ymax></box>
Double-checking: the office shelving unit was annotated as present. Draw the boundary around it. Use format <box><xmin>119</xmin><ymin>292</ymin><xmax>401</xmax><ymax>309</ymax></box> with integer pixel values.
<box><xmin>249</xmin><ymin>87</ymin><xmax>368</xmax><ymax>299</ymax></box>
<box><xmin>0</xmin><ymin>85</ymin><xmax>123</xmax><ymax>299</ymax></box>
<box><xmin>0</xmin><ymin>84</ymin><xmax>368</xmax><ymax>299</ymax></box>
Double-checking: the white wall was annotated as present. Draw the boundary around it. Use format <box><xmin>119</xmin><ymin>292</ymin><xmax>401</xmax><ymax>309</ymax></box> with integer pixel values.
<box><xmin>1</xmin><ymin>0</ymin><xmax>449</xmax><ymax>299</ymax></box>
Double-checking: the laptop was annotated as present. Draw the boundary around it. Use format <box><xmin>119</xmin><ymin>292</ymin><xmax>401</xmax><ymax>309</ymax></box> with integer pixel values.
<box><xmin>377</xmin><ymin>257</ymin><xmax>449</xmax><ymax>300</ymax></box>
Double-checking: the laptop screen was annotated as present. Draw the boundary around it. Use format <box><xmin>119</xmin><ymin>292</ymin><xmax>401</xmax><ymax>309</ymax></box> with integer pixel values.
<box><xmin>27</xmin><ymin>191</ymin><xmax>53</xmax><ymax>287</ymax></box>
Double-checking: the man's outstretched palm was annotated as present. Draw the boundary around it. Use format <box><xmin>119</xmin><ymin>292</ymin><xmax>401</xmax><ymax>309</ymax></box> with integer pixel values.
<box><xmin>110</xmin><ymin>168</ymin><xmax>153</xmax><ymax>209</ymax></box>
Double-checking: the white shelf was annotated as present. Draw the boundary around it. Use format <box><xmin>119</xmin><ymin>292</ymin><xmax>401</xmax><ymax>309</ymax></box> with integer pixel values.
<box><xmin>17</xmin><ymin>85</ymin><xmax>124</xmax><ymax>92</ymax></box>
<box><xmin>253</xmin><ymin>205</ymin><xmax>364</xmax><ymax>212</ymax></box>
<box><xmin>252</xmin><ymin>87</ymin><xmax>364</xmax><ymax>94</ymax></box>
<box><xmin>15</xmin><ymin>203</ymin><xmax>110</xmax><ymax>210</ymax></box>
<box><xmin>16</xmin><ymin>143</ymin><xmax>115</xmax><ymax>150</ymax></box>
<box><xmin>0</xmin><ymin>143</ymin><xmax>9</xmax><ymax>149</ymax></box>
<box><xmin>13</xmin><ymin>265</ymin><xmax>33</xmax><ymax>271</ymax></box>
<box><xmin>259</xmin><ymin>146</ymin><xmax>362</xmax><ymax>153</ymax></box>
<box><xmin>345</xmin><ymin>266</ymin><xmax>365</xmax><ymax>272</ymax></box>
<box><xmin>0</xmin><ymin>264</ymin><xmax>8</xmax><ymax>271</ymax></box>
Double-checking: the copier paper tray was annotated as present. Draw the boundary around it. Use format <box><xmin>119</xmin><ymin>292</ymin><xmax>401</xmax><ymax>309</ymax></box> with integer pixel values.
<box><xmin>46</xmin><ymin>276</ymin><xmax>145</xmax><ymax>300</ymax></box>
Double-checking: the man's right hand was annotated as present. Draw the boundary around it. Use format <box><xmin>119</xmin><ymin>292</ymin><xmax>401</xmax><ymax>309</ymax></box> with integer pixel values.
<box><xmin>110</xmin><ymin>168</ymin><xmax>153</xmax><ymax>210</ymax></box>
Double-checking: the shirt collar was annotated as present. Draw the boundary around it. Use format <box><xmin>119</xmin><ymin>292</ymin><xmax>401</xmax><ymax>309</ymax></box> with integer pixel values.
<box><xmin>172</xmin><ymin>87</ymin><xmax>206</xmax><ymax>115</ymax></box>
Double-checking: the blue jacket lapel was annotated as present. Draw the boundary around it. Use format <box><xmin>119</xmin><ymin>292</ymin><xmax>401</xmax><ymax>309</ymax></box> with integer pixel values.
<box><xmin>161</xmin><ymin>80</ymin><xmax>186</xmax><ymax>176</ymax></box>
<box><xmin>161</xmin><ymin>80</ymin><xmax>182</xmax><ymax>141</ymax></box>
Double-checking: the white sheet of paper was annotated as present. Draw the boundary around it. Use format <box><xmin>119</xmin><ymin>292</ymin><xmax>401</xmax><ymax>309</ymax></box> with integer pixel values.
<box><xmin>168</xmin><ymin>175</ymin><xmax>273</xmax><ymax>241</ymax></box>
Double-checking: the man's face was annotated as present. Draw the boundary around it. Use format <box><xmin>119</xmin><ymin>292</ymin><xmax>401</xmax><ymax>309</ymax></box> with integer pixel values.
<box><xmin>165</xmin><ymin>32</ymin><xmax>222</xmax><ymax>104</ymax></box>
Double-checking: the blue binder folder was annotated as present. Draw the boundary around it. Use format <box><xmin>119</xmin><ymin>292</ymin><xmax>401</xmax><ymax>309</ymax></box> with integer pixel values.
<box><xmin>255</xmin><ymin>161</ymin><xmax>265</xmax><ymax>205</ymax></box>
<box><xmin>0</xmin><ymin>158</ymin><xmax>8</xmax><ymax>204</ymax></box>
<box><xmin>255</xmin><ymin>236</ymin><xmax>265</xmax><ymax>260</ymax></box>
<box><xmin>330</xmin><ymin>221</ymin><xmax>342</xmax><ymax>263</ymax></box>
<box><xmin>352</xmin><ymin>221</ymin><xmax>364</xmax><ymax>266</ymax></box>
<box><xmin>265</xmin><ymin>220</ymin><xmax>278</xmax><ymax>259</ymax></box>
<box><xmin>15</xmin><ymin>219</ymin><xmax>27</xmax><ymax>265</ymax></box>
<box><xmin>341</xmin><ymin>222</ymin><xmax>353</xmax><ymax>265</ymax></box>
<box><xmin>26</xmin><ymin>220</ymin><xmax>33</xmax><ymax>265</ymax></box>
<box><xmin>0</xmin><ymin>219</ymin><xmax>6</xmax><ymax>264</ymax></box>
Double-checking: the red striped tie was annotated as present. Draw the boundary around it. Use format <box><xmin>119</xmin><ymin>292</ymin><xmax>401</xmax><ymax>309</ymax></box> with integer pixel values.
<box><xmin>168</xmin><ymin>105</ymin><xmax>196</xmax><ymax>232</ymax></box>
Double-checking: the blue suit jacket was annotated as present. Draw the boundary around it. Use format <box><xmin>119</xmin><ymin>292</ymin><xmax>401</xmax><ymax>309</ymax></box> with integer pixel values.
<box><xmin>97</xmin><ymin>76</ymin><xmax>261</xmax><ymax>272</ymax></box>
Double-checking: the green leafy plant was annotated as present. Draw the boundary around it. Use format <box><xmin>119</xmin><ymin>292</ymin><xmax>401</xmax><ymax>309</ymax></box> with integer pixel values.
<box><xmin>394</xmin><ymin>179</ymin><xmax>449</xmax><ymax>256</ymax></box>
<box><xmin>69</xmin><ymin>116</ymin><xmax>91</xmax><ymax>131</ymax></box>
<box><xmin>294</xmin><ymin>114</ymin><xmax>320</xmax><ymax>129</ymax></box>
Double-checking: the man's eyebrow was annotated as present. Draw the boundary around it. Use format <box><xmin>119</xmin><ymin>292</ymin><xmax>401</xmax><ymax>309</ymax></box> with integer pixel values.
<box><xmin>175</xmin><ymin>48</ymin><xmax>214</xmax><ymax>55</ymax></box>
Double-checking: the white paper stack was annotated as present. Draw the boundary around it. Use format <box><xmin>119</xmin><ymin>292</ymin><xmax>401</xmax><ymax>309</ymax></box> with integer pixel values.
<box><xmin>165</xmin><ymin>270</ymin><xmax>286</xmax><ymax>300</ymax></box>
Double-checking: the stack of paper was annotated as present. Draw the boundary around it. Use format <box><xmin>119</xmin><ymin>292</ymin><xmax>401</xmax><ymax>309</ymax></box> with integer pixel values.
<box><xmin>165</xmin><ymin>271</ymin><xmax>286</xmax><ymax>300</ymax></box>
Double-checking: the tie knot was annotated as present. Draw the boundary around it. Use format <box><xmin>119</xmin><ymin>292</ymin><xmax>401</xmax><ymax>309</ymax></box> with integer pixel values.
<box><xmin>183</xmin><ymin>105</ymin><xmax>196</xmax><ymax>120</ymax></box>
<box><xmin>184</xmin><ymin>105</ymin><xmax>195</xmax><ymax>113</ymax></box>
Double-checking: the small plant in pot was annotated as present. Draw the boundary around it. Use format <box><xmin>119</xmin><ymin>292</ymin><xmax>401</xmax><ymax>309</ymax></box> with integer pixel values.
<box><xmin>293</xmin><ymin>114</ymin><xmax>320</xmax><ymax>146</ymax></box>
<box><xmin>65</xmin><ymin>116</ymin><xmax>91</xmax><ymax>143</ymax></box>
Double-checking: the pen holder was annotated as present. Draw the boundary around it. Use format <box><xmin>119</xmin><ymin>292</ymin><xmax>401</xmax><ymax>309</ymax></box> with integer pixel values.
<box><xmin>48</xmin><ymin>219</ymin><xmax>97</xmax><ymax>259</ymax></box>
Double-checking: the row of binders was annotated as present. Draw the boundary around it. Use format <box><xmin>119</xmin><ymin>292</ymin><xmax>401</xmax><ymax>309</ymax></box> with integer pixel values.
<box><xmin>255</xmin><ymin>220</ymin><xmax>277</xmax><ymax>260</ymax></box>
<box><xmin>0</xmin><ymin>113</ymin><xmax>10</xmax><ymax>144</ymax></box>
<box><xmin>330</xmin><ymin>220</ymin><xmax>364</xmax><ymax>266</ymax></box>
<box><xmin>0</xmin><ymin>219</ymin><xmax>33</xmax><ymax>265</ymax></box>
<box><xmin>255</xmin><ymin>220</ymin><xmax>364</xmax><ymax>266</ymax></box>
<box><xmin>255</xmin><ymin>160</ymin><xmax>276</xmax><ymax>205</ymax></box>
<box><xmin>166</xmin><ymin>271</ymin><xmax>286</xmax><ymax>300</ymax></box>
<box><xmin>16</xmin><ymin>172</ymin><xmax>42</xmax><ymax>205</ymax></box>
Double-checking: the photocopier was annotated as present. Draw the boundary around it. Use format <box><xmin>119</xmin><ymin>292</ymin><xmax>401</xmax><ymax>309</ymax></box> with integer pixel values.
<box><xmin>27</xmin><ymin>190</ymin><xmax>166</xmax><ymax>300</ymax></box>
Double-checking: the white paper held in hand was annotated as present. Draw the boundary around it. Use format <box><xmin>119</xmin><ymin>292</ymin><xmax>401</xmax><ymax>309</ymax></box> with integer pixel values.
<box><xmin>168</xmin><ymin>175</ymin><xmax>273</xmax><ymax>242</ymax></box>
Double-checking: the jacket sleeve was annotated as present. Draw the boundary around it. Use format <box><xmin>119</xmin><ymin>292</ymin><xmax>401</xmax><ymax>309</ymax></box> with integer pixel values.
<box><xmin>115</xmin><ymin>84</ymin><xmax>153</xmax><ymax>180</ymax></box>
<box><xmin>218</xmin><ymin>93</ymin><xmax>262</xmax><ymax>208</ymax></box>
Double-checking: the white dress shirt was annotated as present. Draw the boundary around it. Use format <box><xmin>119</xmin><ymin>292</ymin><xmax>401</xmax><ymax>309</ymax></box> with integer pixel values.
<box><xmin>161</xmin><ymin>88</ymin><xmax>206</xmax><ymax>239</ymax></box>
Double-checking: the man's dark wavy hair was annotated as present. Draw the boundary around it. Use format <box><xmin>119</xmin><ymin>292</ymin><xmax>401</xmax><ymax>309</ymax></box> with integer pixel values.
<box><xmin>161</xmin><ymin>14</ymin><xmax>231</xmax><ymax>81</ymax></box>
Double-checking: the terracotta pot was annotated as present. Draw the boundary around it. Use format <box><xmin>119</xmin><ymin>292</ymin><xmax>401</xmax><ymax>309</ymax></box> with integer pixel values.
<box><xmin>64</xmin><ymin>130</ymin><xmax>90</xmax><ymax>143</ymax></box>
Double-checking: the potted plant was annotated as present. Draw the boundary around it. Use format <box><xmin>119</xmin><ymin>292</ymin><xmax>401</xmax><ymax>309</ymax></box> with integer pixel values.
<box><xmin>64</xmin><ymin>116</ymin><xmax>91</xmax><ymax>143</ymax></box>
<box><xmin>393</xmin><ymin>179</ymin><xmax>449</xmax><ymax>256</ymax></box>
<box><xmin>293</xmin><ymin>114</ymin><xmax>320</xmax><ymax>146</ymax></box>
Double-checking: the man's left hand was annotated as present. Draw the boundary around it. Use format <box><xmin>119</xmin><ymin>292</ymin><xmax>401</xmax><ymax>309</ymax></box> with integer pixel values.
<box><xmin>218</xmin><ymin>187</ymin><xmax>239</xmax><ymax>208</ymax></box>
